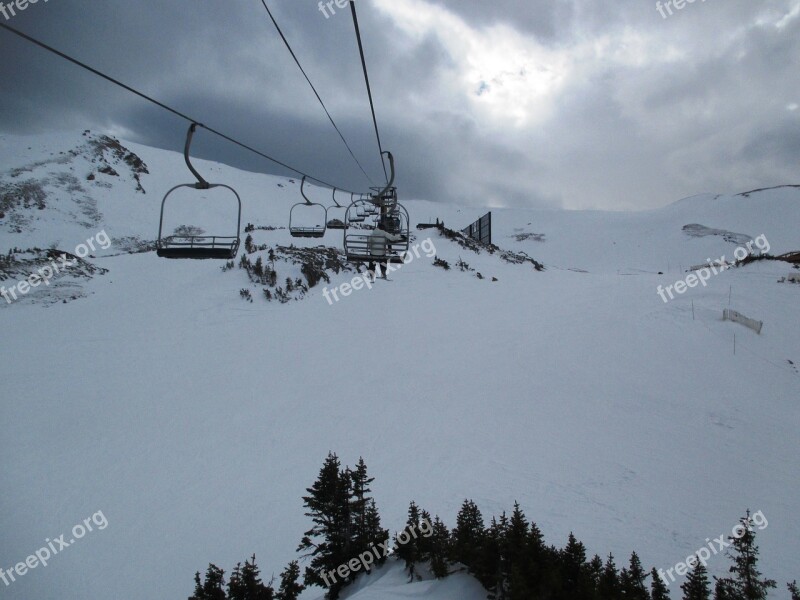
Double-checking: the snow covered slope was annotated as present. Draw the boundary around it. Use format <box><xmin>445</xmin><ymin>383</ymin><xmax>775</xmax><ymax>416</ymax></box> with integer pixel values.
<box><xmin>1</xmin><ymin>131</ymin><xmax>798</xmax><ymax>600</ymax></box>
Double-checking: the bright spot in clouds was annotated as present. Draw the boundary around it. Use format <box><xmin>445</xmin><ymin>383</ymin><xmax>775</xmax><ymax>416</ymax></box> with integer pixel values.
<box><xmin>374</xmin><ymin>0</ymin><xmax>569</xmax><ymax>127</ymax></box>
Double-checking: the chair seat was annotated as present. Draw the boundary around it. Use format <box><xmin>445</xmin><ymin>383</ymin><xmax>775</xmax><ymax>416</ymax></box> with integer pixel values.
<box><xmin>157</xmin><ymin>236</ymin><xmax>239</xmax><ymax>260</ymax></box>
<box><xmin>290</xmin><ymin>229</ymin><xmax>326</xmax><ymax>238</ymax></box>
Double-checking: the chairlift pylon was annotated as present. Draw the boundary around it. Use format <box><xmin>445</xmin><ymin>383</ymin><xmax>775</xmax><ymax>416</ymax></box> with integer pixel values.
<box><xmin>344</xmin><ymin>151</ymin><xmax>409</xmax><ymax>263</ymax></box>
<box><xmin>289</xmin><ymin>176</ymin><xmax>327</xmax><ymax>238</ymax></box>
<box><xmin>156</xmin><ymin>123</ymin><xmax>242</xmax><ymax>259</ymax></box>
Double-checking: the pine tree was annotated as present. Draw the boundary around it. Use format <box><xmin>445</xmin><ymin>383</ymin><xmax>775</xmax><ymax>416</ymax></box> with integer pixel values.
<box><xmin>788</xmin><ymin>581</ymin><xmax>799</xmax><ymax>600</ymax></box>
<box><xmin>485</xmin><ymin>514</ymin><xmax>509</xmax><ymax>599</ymax></box>
<box><xmin>589</xmin><ymin>555</ymin><xmax>605</xmax><ymax>590</ymax></box>
<box><xmin>598</xmin><ymin>554</ymin><xmax>621</xmax><ymax>600</ymax></box>
<box><xmin>450</xmin><ymin>499</ymin><xmax>486</xmax><ymax>575</ymax></box>
<box><xmin>650</xmin><ymin>568</ymin><xmax>671</xmax><ymax>600</ymax></box>
<box><xmin>526</xmin><ymin>521</ymin><xmax>554</xmax><ymax>599</ymax></box>
<box><xmin>363</xmin><ymin>498</ymin><xmax>388</xmax><ymax>563</ymax></box>
<box><xmin>716</xmin><ymin>511</ymin><xmax>777</xmax><ymax>600</ymax></box>
<box><xmin>190</xmin><ymin>565</ymin><xmax>226</xmax><ymax>600</ymax></box>
<box><xmin>714</xmin><ymin>578</ymin><xmax>733</xmax><ymax>600</ymax></box>
<box><xmin>349</xmin><ymin>458</ymin><xmax>375</xmax><ymax>553</ymax></box>
<box><xmin>240</xmin><ymin>555</ymin><xmax>273</xmax><ymax>600</ymax></box>
<box><xmin>418</xmin><ymin>509</ymin><xmax>434</xmax><ymax>561</ymax></box>
<box><xmin>227</xmin><ymin>562</ymin><xmax>243</xmax><ymax>600</ymax></box>
<box><xmin>189</xmin><ymin>571</ymin><xmax>205</xmax><ymax>600</ymax></box>
<box><xmin>620</xmin><ymin>552</ymin><xmax>650</xmax><ymax>600</ymax></box>
<box><xmin>395</xmin><ymin>501</ymin><xmax>422</xmax><ymax>582</ymax></box>
<box><xmin>505</xmin><ymin>503</ymin><xmax>529</xmax><ymax>576</ymax></box>
<box><xmin>428</xmin><ymin>516</ymin><xmax>451</xmax><ymax>579</ymax></box>
<box><xmin>560</xmin><ymin>532</ymin><xmax>590</xmax><ymax>600</ymax></box>
<box><xmin>681</xmin><ymin>563</ymin><xmax>710</xmax><ymax>600</ymax></box>
<box><xmin>275</xmin><ymin>561</ymin><xmax>305</xmax><ymax>600</ymax></box>
<box><xmin>505</xmin><ymin>503</ymin><xmax>532</xmax><ymax>600</ymax></box>
<box><xmin>297</xmin><ymin>453</ymin><xmax>351</xmax><ymax>599</ymax></box>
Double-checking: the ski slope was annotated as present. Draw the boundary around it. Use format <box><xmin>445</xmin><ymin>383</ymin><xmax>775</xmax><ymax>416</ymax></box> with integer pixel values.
<box><xmin>0</xmin><ymin>131</ymin><xmax>798</xmax><ymax>600</ymax></box>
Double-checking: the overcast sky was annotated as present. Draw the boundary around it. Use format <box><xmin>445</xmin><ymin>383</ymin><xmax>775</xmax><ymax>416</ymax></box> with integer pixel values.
<box><xmin>1</xmin><ymin>0</ymin><xmax>798</xmax><ymax>210</ymax></box>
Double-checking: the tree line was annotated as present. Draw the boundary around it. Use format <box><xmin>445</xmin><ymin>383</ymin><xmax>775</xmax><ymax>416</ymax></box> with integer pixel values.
<box><xmin>187</xmin><ymin>454</ymin><xmax>797</xmax><ymax>600</ymax></box>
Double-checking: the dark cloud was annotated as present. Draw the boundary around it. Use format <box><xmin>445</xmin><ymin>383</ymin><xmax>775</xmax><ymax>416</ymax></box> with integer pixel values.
<box><xmin>1</xmin><ymin>0</ymin><xmax>798</xmax><ymax>210</ymax></box>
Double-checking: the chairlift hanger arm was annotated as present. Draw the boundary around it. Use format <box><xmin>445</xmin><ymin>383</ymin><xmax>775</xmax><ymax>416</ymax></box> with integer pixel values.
<box><xmin>332</xmin><ymin>188</ymin><xmax>342</xmax><ymax>208</ymax></box>
<box><xmin>300</xmin><ymin>175</ymin><xmax>314</xmax><ymax>205</ymax></box>
<box><xmin>374</xmin><ymin>151</ymin><xmax>395</xmax><ymax>200</ymax></box>
<box><xmin>185</xmin><ymin>123</ymin><xmax>210</xmax><ymax>189</ymax></box>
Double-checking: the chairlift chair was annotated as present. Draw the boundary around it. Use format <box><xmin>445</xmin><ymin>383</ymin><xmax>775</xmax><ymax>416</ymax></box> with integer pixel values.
<box><xmin>290</xmin><ymin>176</ymin><xmax>328</xmax><ymax>238</ymax></box>
<box><xmin>344</xmin><ymin>151</ymin><xmax>409</xmax><ymax>263</ymax></box>
<box><xmin>327</xmin><ymin>189</ymin><xmax>347</xmax><ymax>230</ymax></box>
<box><xmin>350</xmin><ymin>198</ymin><xmax>366</xmax><ymax>223</ymax></box>
<box><xmin>157</xmin><ymin>123</ymin><xmax>242</xmax><ymax>259</ymax></box>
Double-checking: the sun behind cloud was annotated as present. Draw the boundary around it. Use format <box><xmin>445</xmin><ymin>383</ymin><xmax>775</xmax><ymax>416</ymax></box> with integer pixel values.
<box><xmin>374</xmin><ymin>0</ymin><xmax>570</xmax><ymax>128</ymax></box>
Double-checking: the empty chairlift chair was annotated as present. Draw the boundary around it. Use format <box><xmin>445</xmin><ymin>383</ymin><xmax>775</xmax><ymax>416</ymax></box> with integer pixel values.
<box><xmin>157</xmin><ymin>123</ymin><xmax>242</xmax><ymax>259</ymax></box>
<box><xmin>349</xmin><ymin>199</ymin><xmax>366</xmax><ymax>223</ymax></box>
<box><xmin>326</xmin><ymin>189</ymin><xmax>347</xmax><ymax>230</ymax></box>
<box><xmin>290</xmin><ymin>176</ymin><xmax>328</xmax><ymax>238</ymax></box>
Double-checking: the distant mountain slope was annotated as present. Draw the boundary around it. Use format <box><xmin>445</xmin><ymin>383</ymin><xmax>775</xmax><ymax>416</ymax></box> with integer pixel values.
<box><xmin>0</xmin><ymin>131</ymin><xmax>798</xmax><ymax>600</ymax></box>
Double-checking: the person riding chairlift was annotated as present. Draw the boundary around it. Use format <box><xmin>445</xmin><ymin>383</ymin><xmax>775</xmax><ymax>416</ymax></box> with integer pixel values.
<box><xmin>367</xmin><ymin>221</ymin><xmax>403</xmax><ymax>280</ymax></box>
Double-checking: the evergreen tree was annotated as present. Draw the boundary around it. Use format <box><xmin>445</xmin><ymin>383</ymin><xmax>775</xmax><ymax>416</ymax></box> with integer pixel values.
<box><xmin>650</xmin><ymin>568</ymin><xmax>671</xmax><ymax>600</ymax></box>
<box><xmin>505</xmin><ymin>503</ymin><xmax>533</xmax><ymax>600</ymax></box>
<box><xmin>239</xmin><ymin>555</ymin><xmax>273</xmax><ymax>600</ymax></box>
<box><xmin>228</xmin><ymin>555</ymin><xmax>274</xmax><ymax>600</ymax></box>
<box><xmin>716</xmin><ymin>511</ymin><xmax>776</xmax><ymax>600</ymax></box>
<box><xmin>598</xmin><ymin>554</ymin><xmax>622</xmax><ymax>600</ymax></box>
<box><xmin>189</xmin><ymin>565</ymin><xmax>226</xmax><ymax>600</ymax></box>
<box><xmin>788</xmin><ymin>581</ymin><xmax>799</xmax><ymax>600</ymax></box>
<box><xmin>526</xmin><ymin>521</ymin><xmax>555</xmax><ymax>599</ymax></box>
<box><xmin>349</xmin><ymin>458</ymin><xmax>375</xmax><ymax>552</ymax></box>
<box><xmin>714</xmin><ymin>578</ymin><xmax>734</xmax><ymax>600</ymax></box>
<box><xmin>275</xmin><ymin>561</ymin><xmax>305</xmax><ymax>600</ymax></box>
<box><xmin>363</xmin><ymin>498</ymin><xmax>388</xmax><ymax>562</ymax></box>
<box><xmin>428</xmin><ymin>516</ymin><xmax>451</xmax><ymax>579</ymax></box>
<box><xmin>227</xmin><ymin>563</ymin><xmax>243</xmax><ymax>600</ymax></box>
<box><xmin>485</xmin><ymin>514</ymin><xmax>509</xmax><ymax>599</ymax></box>
<box><xmin>681</xmin><ymin>563</ymin><xmax>710</xmax><ymax>600</ymax></box>
<box><xmin>589</xmin><ymin>555</ymin><xmax>605</xmax><ymax>590</ymax></box>
<box><xmin>297</xmin><ymin>453</ymin><xmax>351</xmax><ymax>599</ymax></box>
<box><xmin>620</xmin><ymin>552</ymin><xmax>650</xmax><ymax>600</ymax></box>
<box><xmin>418</xmin><ymin>509</ymin><xmax>434</xmax><ymax>561</ymax></box>
<box><xmin>450</xmin><ymin>499</ymin><xmax>486</xmax><ymax>575</ymax></box>
<box><xmin>505</xmin><ymin>503</ymin><xmax>529</xmax><ymax>575</ymax></box>
<box><xmin>190</xmin><ymin>571</ymin><xmax>205</xmax><ymax>600</ymax></box>
<box><xmin>559</xmin><ymin>532</ymin><xmax>590</xmax><ymax>600</ymax></box>
<box><xmin>395</xmin><ymin>501</ymin><xmax>422</xmax><ymax>582</ymax></box>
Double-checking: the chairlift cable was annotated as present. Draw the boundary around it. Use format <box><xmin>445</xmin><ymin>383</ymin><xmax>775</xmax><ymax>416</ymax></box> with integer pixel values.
<box><xmin>259</xmin><ymin>0</ymin><xmax>376</xmax><ymax>187</ymax></box>
<box><xmin>0</xmin><ymin>21</ymin><xmax>358</xmax><ymax>194</ymax></box>
<box><xmin>349</xmin><ymin>0</ymin><xmax>389</xmax><ymax>183</ymax></box>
